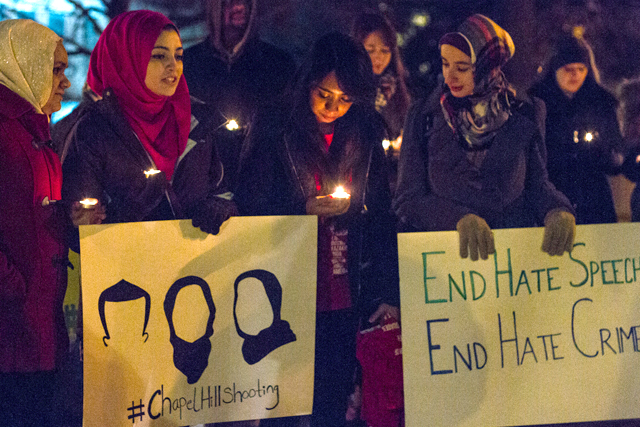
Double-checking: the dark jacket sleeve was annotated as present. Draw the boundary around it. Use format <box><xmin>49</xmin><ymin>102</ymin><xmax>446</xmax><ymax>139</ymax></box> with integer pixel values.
<box><xmin>62</xmin><ymin>106</ymin><xmax>169</xmax><ymax>224</ymax></box>
<box><xmin>236</xmin><ymin>110</ymin><xmax>305</xmax><ymax>216</ymax></box>
<box><xmin>393</xmin><ymin>96</ymin><xmax>474</xmax><ymax>231</ymax></box>
<box><xmin>359</xmin><ymin>126</ymin><xmax>400</xmax><ymax>312</ymax></box>
<box><xmin>523</xmin><ymin>113</ymin><xmax>576</xmax><ymax>223</ymax></box>
<box><xmin>176</xmin><ymin>101</ymin><xmax>236</xmax><ymax>220</ymax></box>
<box><xmin>597</xmin><ymin>97</ymin><xmax>625</xmax><ymax>175</ymax></box>
<box><xmin>61</xmin><ymin>112</ymin><xmax>108</xmax><ymax>206</ymax></box>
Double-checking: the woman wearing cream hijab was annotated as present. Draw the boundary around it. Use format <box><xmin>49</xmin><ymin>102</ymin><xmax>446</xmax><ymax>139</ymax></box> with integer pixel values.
<box><xmin>0</xmin><ymin>19</ymin><xmax>72</xmax><ymax>427</ymax></box>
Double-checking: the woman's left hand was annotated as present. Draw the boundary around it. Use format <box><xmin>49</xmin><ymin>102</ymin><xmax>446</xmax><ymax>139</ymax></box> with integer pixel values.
<box><xmin>306</xmin><ymin>196</ymin><xmax>350</xmax><ymax>217</ymax></box>
<box><xmin>368</xmin><ymin>303</ymin><xmax>400</xmax><ymax>324</ymax></box>
<box><xmin>542</xmin><ymin>209</ymin><xmax>576</xmax><ymax>256</ymax></box>
<box><xmin>70</xmin><ymin>201</ymin><xmax>106</xmax><ymax>227</ymax></box>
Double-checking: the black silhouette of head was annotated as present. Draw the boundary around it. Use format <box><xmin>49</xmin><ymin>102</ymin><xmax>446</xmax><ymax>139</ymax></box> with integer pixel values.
<box><xmin>164</xmin><ymin>276</ymin><xmax>215</xmax><ymax>384</ymax></box>
<box><xmin>233</xmin><ymin>270</ymin><xmax>296</xmax><ymax>365</ymax></box>
<box><xmin>98</xmin><ymin>279</ymin><xmax>151</xmax><ymax>347</ymax></box>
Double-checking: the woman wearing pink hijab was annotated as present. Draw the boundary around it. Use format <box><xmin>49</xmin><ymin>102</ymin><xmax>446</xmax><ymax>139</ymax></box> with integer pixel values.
<box><xmin>63</xmin><ymin>10</ymin><xmax>236</xmax><ymax>233</ymax></box>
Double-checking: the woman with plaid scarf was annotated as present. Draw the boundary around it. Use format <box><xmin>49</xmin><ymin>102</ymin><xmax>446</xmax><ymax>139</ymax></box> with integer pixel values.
<box><xmin>394</xmin><ymin>14</ymin><xmax>576</xmax><ymax>261</ymax></box>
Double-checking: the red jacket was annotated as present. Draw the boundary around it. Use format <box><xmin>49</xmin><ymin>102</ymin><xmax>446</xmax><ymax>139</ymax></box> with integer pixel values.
<box><xmin>0</xmin><ymin>84</ymin><xmax>68</xmax><ymax>372</ymax></box>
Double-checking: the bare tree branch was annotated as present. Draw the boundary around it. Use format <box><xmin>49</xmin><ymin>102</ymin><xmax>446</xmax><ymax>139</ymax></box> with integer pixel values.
<box><xmin>65</xmin><ymin>0</ymin><xmax>105</xmax><ymax>35</ymax></box>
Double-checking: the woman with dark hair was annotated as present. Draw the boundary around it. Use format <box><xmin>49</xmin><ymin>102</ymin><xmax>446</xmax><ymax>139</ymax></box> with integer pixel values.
<box><xmin>236</xmin><ymin>32</ymin><xmax>399</xmax><ymax>427</ymax></box>
<box><xmin>394</xmin><ymin>14</ymin><xmax>576</xmax><ymax>261</ymax></box>
<box><xmin>528</xmin><ymin>34</ymin><xmax>624</xmax><ymax>225</ymax></box>
<box><xmin>62</xmin><ymin>10</ymin><xmax>235</xmax><ymax>233</ymax></box>
<box><xmin>351</xmin><ymin>12</ymin><xmax>410</xmax><ymax>142</ymax></box>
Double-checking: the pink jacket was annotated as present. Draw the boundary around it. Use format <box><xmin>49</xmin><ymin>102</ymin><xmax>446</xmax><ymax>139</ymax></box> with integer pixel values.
<box><xmin>0</xmin><ymin>84</ymin><xmax>68</xmax><ymax>372</ymax></box>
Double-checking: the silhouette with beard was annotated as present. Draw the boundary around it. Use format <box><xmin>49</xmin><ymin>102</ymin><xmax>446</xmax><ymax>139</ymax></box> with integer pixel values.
<box><xmin>98</xmin><ymin>279</ymin><xmax>151</xmax><ymax>347</ymax></box>
<box><xmin>233</xmin><ymin>270</ymin><xmax>296</xmax><ymax>365</ymax></box>
<box><xmin>164</xmin><ymin>276</ymin><xmax>216</xmax><ymax>384</ymax></box>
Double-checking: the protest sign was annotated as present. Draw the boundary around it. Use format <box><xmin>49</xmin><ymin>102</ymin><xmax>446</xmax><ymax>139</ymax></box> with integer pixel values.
<box><xmin>80</xmin><ymin>216</ymin><xmax>316</xmax><ymax>426</ymax></box>
<box><xmin>399</xmin><ymin>223</ymin><xmax>640</xmax><ymax>426</ymax></box>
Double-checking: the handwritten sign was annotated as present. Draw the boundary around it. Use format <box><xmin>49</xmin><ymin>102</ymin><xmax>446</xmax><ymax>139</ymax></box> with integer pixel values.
<box><xmin>398</xmin><ymin>223</ymin><xmax>640</xmax><ymax>426</ymax></box>
<box><xmin>80</xmin><ymin>216</ymin><xmax>316</xmax><ymax>426</ymax></box>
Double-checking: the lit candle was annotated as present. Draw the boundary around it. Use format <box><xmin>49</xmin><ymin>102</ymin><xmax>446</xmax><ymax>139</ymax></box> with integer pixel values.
<box><xmin>144</xmin><ymin>169</ymin><xmax>161</xmax><ymax>178</ymax></box>
<box><xmin>226</xmin><ymin>119</ymin><xmax>240</xmax><ymax>131</ymax></box>
<box><xmin>79</xmin><ymin>198</ymin><xmax>99</xmax><ymax>209</ymax></box>
<box><xmin>330</xmin><ymin>186</ymin><xmax>350</xmax><ymax>199</ymax></box>
<box><xmin>391</xmin><ymin>134</ymin><xmax>403</xmax><ymax>151</ymax></box>
<box><xmin>382</xmin><ymin>139</ymin><xmax>391</xmax><ymax>151</ymax></box>
<box><xmin>584</xmin><ymin>132</ymin><xmax>594</xmax><ymax>142</ymax></box>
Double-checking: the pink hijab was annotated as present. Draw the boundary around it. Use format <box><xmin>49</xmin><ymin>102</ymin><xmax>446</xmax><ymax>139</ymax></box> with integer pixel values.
<box><xmin>87</xmin><ymin>10</ymin><xmax>191</xmax><ymax>180</ymax></box>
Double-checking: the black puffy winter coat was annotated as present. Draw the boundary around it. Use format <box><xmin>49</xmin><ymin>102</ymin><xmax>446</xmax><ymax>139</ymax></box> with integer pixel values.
<box><xmin>62</xmin><ymin>90</ymin><xmax>229</xmax><ymax>225</ymax></box>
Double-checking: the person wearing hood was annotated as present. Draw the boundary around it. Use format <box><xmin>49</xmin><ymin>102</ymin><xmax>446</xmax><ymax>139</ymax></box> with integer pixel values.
<box><xmin>62</xmin><ymin>10</ymin><xmax>236</xmax><ymax>234</ymax></box>
<box><xmin>0</xmin><ymin>19</ymin><xmax>73</xmax><ymax>427</ymax></box>
<box><xmin>183</xmin><ymin>0</ymin><xmax>296</xmax><ymax>191</ymax></box>
<box><xmin>394</xmin><ymin>14</ymin><xmax>576</xmax><ymax>262</ymax></box>
<box><xmin>529</xmin><ymin>34</ymin><xmax>625</xmax><ymax>225</ymax></box>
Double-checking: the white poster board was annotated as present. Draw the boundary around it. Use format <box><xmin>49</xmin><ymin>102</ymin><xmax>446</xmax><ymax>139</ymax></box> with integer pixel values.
<box><xmin>399</xmin><ymin>223</ymin><xmax>640</xmax><ymax>427</ymax></box>
<box><xmin>80</xmin><ymin>216</ymin><xmax>316</xmax><ymax>426</ymax></box>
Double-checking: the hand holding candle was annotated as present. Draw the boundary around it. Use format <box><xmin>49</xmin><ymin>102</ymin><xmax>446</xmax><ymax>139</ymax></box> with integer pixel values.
<box><xmin>307</xmin><ymin>186</ymin><xmax>351</xmax><ymax>217</ymax></box>
<box><xmin>71</xmin><ymin>198</ymin><xmax>106</xmax><ymax>227</ymax></box>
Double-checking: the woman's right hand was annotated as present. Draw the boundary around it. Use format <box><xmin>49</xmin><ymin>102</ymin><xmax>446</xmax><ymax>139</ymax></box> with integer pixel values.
<box><xmin>70</xmin><ymin>201</ymin><xmax>106</xmax><ymax>227</ymax></box>
<box><xmin>456</xmin><ymin>213</ymin><xmax>495</xmax><ymax>261</ymax></box>
<box><xmin>306</xmin><ymin>196</ymin><xmax>350</xmax><ymax>218</ymax></box>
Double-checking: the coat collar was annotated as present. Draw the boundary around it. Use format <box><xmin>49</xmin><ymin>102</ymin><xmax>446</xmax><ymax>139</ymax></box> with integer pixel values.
<box><xmin>0</xmin><ymin>84</ymin><xmax>51</xmax><ymax>142</ymax></box>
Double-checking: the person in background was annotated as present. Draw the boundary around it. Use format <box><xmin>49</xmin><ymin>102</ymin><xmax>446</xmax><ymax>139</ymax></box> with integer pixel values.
<box><xmin>394</xmin><ymin>14</ymin><xmax>576</xmax><ymax>262</ymax></box>
<box><xmin>183</xmin><ymin>0</ymin><xmax>296</xmax><ymax>191</ymax></box>
<box><xmin>0</xmin><ymin>18</ymin><xmax>72</xmax><ymax>427</ymax></box>
<box><xmin>62</xmin><ymin>10</ymin><xmax>235</xmax><ymax>234</ymax></box>
<box><xmin>528</xmin><ymin>34</ymin><xmax>625</xmax><ymax>225</ymax></box>
<box><xmin>351</xmin><ymin>11</ymin><xmax>410</xmax><ymax>142</ymax></box>
<box><xmin>618</xmin><ymin>78</ymin><xmax>640</xmax><ymax>222</ymax></box>
<box><xmin>351</xmin><ymin>12</ymin><xmax>411</xmax><ymax>199</ymax></box>
<box><xmin>236</xmin><ymin>32</ymin><xmax>400</xmax><ymax>427</ymax></box>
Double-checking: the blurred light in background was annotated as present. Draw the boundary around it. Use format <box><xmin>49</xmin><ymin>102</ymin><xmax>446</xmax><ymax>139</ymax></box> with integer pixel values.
<box><xmin>411</xmin><ymin>12</ymin><xmax>429</xmax><ymax>28</ymax></box>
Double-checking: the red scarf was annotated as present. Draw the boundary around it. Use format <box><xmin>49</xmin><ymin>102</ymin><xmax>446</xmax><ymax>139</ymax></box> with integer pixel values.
<box><xmin>87</xmin><ymin>10</ymin><xmax>191</xmax><ymax>179</ymax></box>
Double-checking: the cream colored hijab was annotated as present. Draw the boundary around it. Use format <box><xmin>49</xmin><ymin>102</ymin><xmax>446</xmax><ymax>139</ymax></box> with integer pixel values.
<box><xmin>0</xmin><ymin>19</ymin><xmax>61</xmax><ymax>114</ymax></box>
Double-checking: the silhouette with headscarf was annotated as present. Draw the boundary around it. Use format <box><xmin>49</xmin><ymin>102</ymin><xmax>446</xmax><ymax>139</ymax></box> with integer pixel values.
<box><xmin>233</xmin><ymin>269</ymin><xmax>296</xmax><ymax>365</ymax></box>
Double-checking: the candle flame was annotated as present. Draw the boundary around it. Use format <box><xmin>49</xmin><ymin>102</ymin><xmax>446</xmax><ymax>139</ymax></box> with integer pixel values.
<box><xmin>226</xmin><ymin>119</ymin><xmax>239</xmax><ymax>131</ymax></box>
<box><xmin>584</xmin><ymin>132</ymin><xmax>594</xmax><ymax>142</ymax></box>
<box><xmin>80</xmin><ymin>198</ymin><xmax>98</xmax><ymax>208</ymax></box>
<box><xmin>392</xmin><ymin>134</ymin><xmax>403</xmax><ymax>150</ymax></box>
<box><xmin>331</xmin><ymin>186</ymin><xmax>350</xmax><ymax>199</ymax></box>
<box><xmin>144</xmin><ymin>169</ymin><xmax>161</xmax><ymax>178</ymax></box>
<box><xmin>382</xmin><ymin>139</ymin><xmax>391</xmax><ymax>150</ymax></box>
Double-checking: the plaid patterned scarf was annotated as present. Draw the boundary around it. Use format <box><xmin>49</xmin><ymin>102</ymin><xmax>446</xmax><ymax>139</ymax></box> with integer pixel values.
<box><xmin>439</xmin><ymin>14</ymin><xmax>516</xmax><ymax>150</ymax></box>
<box><xmin>440</xmin><ymin>71</ymin><xmax>515</xmax><ymax>150</ymax></box>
